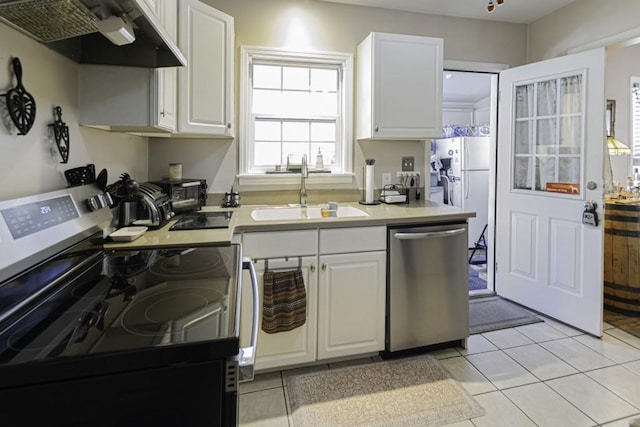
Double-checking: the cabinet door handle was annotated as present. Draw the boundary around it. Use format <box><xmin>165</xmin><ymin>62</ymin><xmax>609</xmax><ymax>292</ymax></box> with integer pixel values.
<box><xmin>321</xmin><ymin>264</ymin><xmax>326</xmax><ymax>271</ymax></box>
<box><xmin>227</xmin><ymin>123</ymin><xmax>232</xmax><ymax>129</ymax></box>
<box><xmin>310</xmin><ymin>265</ymin><xmax>316</xmax><ymax>272</ymax></box>
<box><xmin>375</xmin><ymin>125</ymin><xmax>379</xmax><ymax>132</ymax></box>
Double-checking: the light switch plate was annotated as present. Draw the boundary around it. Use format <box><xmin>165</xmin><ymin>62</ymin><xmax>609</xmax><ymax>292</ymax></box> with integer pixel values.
<box><xmin>402</xmin><ymin>156</ymin><xmax>414</xmax><ymax>171</ymax></box>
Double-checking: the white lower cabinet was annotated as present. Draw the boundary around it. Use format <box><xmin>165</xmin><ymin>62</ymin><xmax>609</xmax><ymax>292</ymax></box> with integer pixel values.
<box><xmin>317</xmin><ymin>251</ymin><xmax>386</xmax><ymax>360</ymax></box>
<box><xmin>240</xmin><ymin>226</ymin><xmax>386</xmax><ymax>371</ymax></box>
<box><xmin>240</xmin><ymin>256</ymin><xmax>318</xmax><ymax>371</ymax></box>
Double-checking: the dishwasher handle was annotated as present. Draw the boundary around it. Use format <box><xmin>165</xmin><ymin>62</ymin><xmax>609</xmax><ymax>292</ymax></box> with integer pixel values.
<box><xmin>239</xmin><ymin>257</ymin><xmax>259</xmax><ymax>382</ymax></box>
<box><xmin>393</xmin><ymin>228</ymin><xmax>466</xmax><ymax>240</ymax></box>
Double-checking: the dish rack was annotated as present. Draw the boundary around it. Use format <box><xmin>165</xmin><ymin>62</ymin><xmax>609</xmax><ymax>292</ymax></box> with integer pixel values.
<box><xmin>380</xmin><ymin>184</ymin><xmax>408</xmax><ymax>204</ymax></box>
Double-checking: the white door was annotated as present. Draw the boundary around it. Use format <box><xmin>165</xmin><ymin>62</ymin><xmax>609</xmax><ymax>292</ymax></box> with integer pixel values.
<box><xmin>495</xmin><ymin>48</ymin><xmax>605</xmax><ymax>336</ymax></box>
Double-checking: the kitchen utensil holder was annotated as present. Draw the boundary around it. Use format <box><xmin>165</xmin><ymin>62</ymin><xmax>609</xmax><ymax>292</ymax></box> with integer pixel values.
<box><xmin>64</xmin><ymin>164</ymin><xmax>96</xmax><ymax>187</ymax></box>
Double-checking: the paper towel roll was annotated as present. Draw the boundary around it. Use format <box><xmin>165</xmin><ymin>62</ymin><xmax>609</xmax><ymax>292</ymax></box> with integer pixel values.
<box><xmin>364</xmin><ymin>165</ymin><xmax>375</xmax><ymax>203</ymax></box>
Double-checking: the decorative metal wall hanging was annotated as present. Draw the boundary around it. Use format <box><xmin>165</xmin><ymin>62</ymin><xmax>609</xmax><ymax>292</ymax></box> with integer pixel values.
<box><xmin>4</xmin><ymin>57</ymin><xmax>36</xmax><ymax>135</ymax></box>
<box><xmin>50</xmin><ymin>106</ymin><xmax>70</xmax><ymax>163</ymax></box>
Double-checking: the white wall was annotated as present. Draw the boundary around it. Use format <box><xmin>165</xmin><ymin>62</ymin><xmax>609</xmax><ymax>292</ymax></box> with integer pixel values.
<box><xmin>528</xmin><ymin>0</ymin><xmax>640</xmax><ymax>62</ymax></box>
<box><xmin>149</xmin><ymin>0</ymin><xmax>527</xmax><ymax>195</ymax></box>
<box><xmin>605</xmin><ymin>43</ymin><xmax>640</xmax><ymax>183</ymax></box>
<box><xmin>0</xmin><ymin>23</ymin><xmax>148</xmax><ymax>200</ymax></box>
<box><xmin>474</xmin><ymin>97</ymin><xmax>491</xmax><ymax>125</ymax></box>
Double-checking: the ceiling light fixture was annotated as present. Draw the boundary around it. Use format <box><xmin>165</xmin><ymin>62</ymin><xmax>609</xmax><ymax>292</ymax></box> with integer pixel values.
<box><xmin>487</xmin><ymin>0</ymin><xmax>504</xmax><ymax>13</ymax></box>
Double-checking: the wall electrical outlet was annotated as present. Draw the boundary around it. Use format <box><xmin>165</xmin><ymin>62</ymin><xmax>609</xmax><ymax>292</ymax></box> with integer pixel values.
<box><xmin>402</xmin><ymin>156</ymin><xmax>414</xmax><ymax>171</ymax></box>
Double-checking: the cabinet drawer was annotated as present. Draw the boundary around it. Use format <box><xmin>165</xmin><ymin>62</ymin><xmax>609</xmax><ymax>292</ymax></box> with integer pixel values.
<box><xmin>243</xmin><ymin>230</ymin><xmax>317</xmax><ymax>258</ymax></box>
<box><xmin>319</xmin><ymin>226</ymin><xmax>386</xmax><ymax>254</ymax></box>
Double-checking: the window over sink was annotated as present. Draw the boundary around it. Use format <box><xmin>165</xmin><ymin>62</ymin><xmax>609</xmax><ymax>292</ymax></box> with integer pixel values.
<box><xmin>239</xmin><ymin>46</ymin><xmax>354</xmax><ymax>186</ymax></box>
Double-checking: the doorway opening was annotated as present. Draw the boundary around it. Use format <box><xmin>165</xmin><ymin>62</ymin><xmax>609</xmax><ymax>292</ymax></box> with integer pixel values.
<box><xmin>438</xmin><ymin>69</ymin><xmax>498</xmax><ymax>297</ymax></box>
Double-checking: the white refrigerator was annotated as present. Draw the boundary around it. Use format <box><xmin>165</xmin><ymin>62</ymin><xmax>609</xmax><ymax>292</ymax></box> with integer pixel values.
<box><xmin>433</xmin><ymin>137</ymin><xmax>490</xmax><ymax>248</ymax></box>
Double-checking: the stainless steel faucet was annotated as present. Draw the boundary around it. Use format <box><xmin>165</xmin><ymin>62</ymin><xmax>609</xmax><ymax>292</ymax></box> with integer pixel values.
<box><xmin>300</xmin><ymin>154</ymin><xmax>308</xmax><ymax>207</ymax></box>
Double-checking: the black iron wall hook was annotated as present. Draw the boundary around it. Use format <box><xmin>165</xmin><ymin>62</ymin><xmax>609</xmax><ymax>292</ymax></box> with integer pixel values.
<box><xmin>49</xmin><ymin>106</ymin><xmax>70</xmax><ymax>163</ymax></box>
<box><xmin>4</xmin><ymin>57</ymin><xmax>36</xmax><ymax>136</ymax></box>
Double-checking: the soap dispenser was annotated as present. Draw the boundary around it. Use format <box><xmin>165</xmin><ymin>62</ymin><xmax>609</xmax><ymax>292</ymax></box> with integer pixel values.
<box><xmin>315</xmin><ymin>148</ymin><xmax>324</xmax><ymax>169</ymax></box>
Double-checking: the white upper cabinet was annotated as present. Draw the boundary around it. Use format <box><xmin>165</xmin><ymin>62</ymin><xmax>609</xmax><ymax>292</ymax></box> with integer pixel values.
<box><xmin>155</xmin><ymin>0</ymin><xmax>178</xmax><ymax>131</ymax></box>
<box><xmin>177</xmin><ymin>0</ymin><xmax>235</xmax><ymax>137</ymax></box>
<box><xmin>79</xmin><ymin>0</ymin><xmax>178</xmax><ymax>134</ymax></box>
<box><xmin>357</xmin><ymin>32</ymin><xmax>443</xmax><ymax>140</ymax></box>
<box><xmin>79</xmin><ymin>0</ymin><xmax>234</xmax><ymax>138</ymax></box>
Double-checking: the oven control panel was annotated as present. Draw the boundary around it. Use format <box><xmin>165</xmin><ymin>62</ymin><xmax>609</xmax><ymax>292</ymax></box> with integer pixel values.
<box><xmin>1</xmin><ymin>195</ymin><xmax>79</xmax><ymax>240</ymax></box>
<box><xmin>0</xmin><ymin>185</ymin><xmax>113</xmax><ymax>285</ymax></box>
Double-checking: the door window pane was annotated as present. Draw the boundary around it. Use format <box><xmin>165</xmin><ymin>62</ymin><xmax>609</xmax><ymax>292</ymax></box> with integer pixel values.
<box><xmin>536</xmin><ymin>157</ymin><xmax>556</xmax><ymax>191</ymax></box>
<box><xmin>516</xmin><ymin>84</ymin><xmax>534</xmax><ymax>118</ymax></box>
<box><xmin>558</xmin><ymin>157</ymin><xmax>580</xmax><ymax>184</ymax></box>
<box><xmin>514</xmin><ymin>157</ymin><xmax>532</xmax><ymax>190</ymax></box>
<box><xmin>536</xmin><ymin>118</ymin><xmax>557</xmax><ymax>154</ymax></box>
<box><xmin>515</xmin><ymin>121</ymin><xmax>531</xmax><ymax>154</ymax></box>
<box><xmin>537</xmin><ymin>80</ymin><xmax>557</xmax><ymax>116</ymax></box>
<box><xmin>559</xmin><ymin>117</ymin><xmax>581</xmax><ymax>154</ymax></box>
<box><xmin>561</xmin><ymin>75</ymin><xmax>582</xmax><ymax>114</ymax></box>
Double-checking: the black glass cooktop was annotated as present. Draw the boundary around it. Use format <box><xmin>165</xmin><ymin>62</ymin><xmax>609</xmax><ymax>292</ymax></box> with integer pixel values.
<box><xmin>170</xmin><ymin>211</ymin><xmax>233</xmax><ymax>230</ymax></box>
<box><xmin>0</xmin><ymin>244</ymin><xmax>241</xmax><ymax>386</ymax></box>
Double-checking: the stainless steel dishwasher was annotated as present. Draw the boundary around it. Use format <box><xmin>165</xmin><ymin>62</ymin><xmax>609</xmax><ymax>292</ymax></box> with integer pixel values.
<box><xmin>385</xmin><ymin>223</ymin><xmax>469</xmax><ymax>355</ymax></box>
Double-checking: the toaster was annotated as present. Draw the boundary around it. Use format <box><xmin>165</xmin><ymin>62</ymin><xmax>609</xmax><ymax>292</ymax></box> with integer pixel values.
<box><xmin>135</xmin><ymin>183</ymin><xmax>175</xmax><ymax>229</ymax></box>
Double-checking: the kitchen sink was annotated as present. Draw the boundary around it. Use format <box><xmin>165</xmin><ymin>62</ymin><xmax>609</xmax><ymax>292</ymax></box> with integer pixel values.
<box><xmin>251</xmin><ymin>206</ymin><xmax>369</xmax><ymax>221</ymax></box>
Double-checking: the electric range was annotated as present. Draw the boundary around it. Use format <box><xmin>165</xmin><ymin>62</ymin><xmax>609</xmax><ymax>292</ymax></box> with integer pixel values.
<box><xmin>0</xmin><ymin>186</ymin><xmax>258</xmax><ymax>427</ymax></box>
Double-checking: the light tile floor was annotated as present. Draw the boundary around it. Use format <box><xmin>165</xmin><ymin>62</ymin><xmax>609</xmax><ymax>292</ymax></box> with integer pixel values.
<box><xmin>238</xmin><ymin>317</ymin><xmax>640</xmax><ymax>427</ymax></box>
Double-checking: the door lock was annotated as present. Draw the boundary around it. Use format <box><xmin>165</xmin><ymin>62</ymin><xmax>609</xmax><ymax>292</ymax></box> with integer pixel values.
<box><xmin>582</xmin><ymin>200</ymin><xmax>599</xmax><ymax>227</ymax></box>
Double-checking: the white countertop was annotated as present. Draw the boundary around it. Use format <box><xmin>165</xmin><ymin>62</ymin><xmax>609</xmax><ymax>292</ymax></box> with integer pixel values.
<box><xmin>103</xmin><ymin>201</ymin><xmax>475</xmax><ymax>250</ymax></box>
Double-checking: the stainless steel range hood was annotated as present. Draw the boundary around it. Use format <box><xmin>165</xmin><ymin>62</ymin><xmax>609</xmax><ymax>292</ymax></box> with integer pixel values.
<box><xmin>0</xmin><ymin>0</ymin><xmax>186</xmax><ymax>68</ymax></box>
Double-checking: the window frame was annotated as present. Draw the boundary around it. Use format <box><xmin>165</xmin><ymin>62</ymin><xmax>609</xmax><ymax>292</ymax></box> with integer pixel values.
<box><xmin>239</xmin><ymin>46</ymin><xmax>354</xmax><ymax>186</ymax></box>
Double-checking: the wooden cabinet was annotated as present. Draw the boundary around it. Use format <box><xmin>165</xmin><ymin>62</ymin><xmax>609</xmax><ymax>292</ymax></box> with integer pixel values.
<box><xmin>357</xmin><ymin>32</ymin><xmax>443</xmax><ymax>140</ymax></box>
<box><xmin>177</xmin><ymin>0</ymin><xmax>234</xmax><ymax>137</ymax></box>
<box><xmin>239</xmin><ymin>226</ymin><xmax>386</xmax><ymax>371</ymax></box>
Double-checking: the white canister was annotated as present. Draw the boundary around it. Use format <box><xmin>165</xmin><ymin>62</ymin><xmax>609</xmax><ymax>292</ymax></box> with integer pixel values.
<box><xmin>168</xmin><ymin>163</ymin><xmax>183</xmax><ymax>181</ymax></box>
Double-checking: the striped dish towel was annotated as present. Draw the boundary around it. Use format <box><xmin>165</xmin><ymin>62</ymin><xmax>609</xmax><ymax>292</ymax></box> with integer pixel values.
<box><xmin>262</xmin><ymin>268</ymin><xmax>307</xmax><ymax>333</ymax></box>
